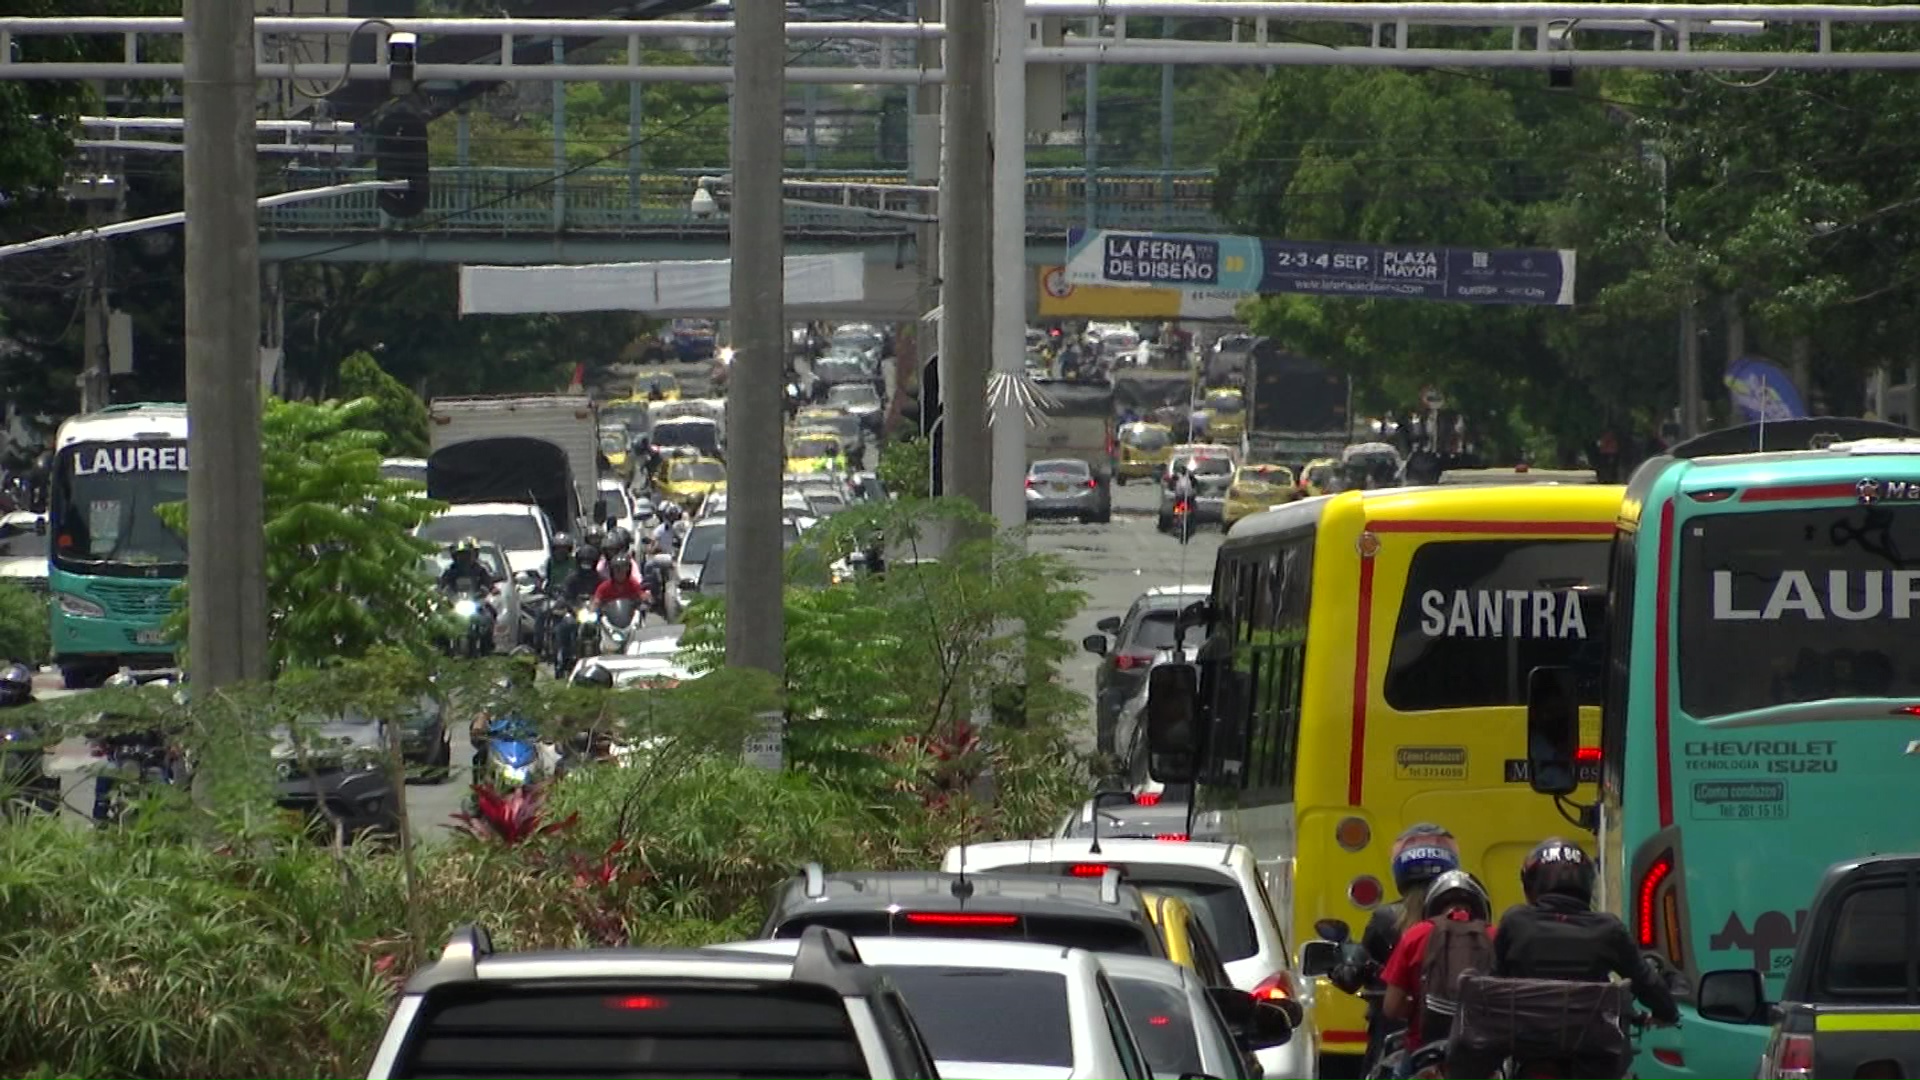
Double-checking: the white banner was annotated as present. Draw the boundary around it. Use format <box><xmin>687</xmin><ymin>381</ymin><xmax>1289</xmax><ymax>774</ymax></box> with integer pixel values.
<box><xmin>458</xmin><ymin>253</ymin><xmax>866</xmax><ymax>315</ymax></box>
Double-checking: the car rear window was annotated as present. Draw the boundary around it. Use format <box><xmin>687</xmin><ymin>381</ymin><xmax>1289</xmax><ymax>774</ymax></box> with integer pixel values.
<box><xmin>392</xmin><ymin>983</ymin><xmax>869</xmax><ymax>1079</ymax></box>
<box><xmin>1034</xmin><ymin>460</ymin><xmax>1091</xmax><ymax>477</ymax></box>
<box><xmin>879</xmin><ymin>967</ymin><xmax>1072</xmax><ymax>1067</ymax></box>
<box><xmin>1109</xmin><ymin>977</ymin><xmax>1205</xmax><ymax>1077</ymax></box>
<box><xmin>1128</xmin><ymin>611</ymin><xmax>1182</xmax><ymax>652</ymax></box>
<box><xmin>773</xmin><ymin>911</ymin><xmax>1157</xmax><ymax>956</ymax></box>
<box><xmin>1821</xmin><ymin>881</ymin><xmax>1918</xmax><ymax>1000</ymax></box>
<box><xmin>991</xmin><ymin>866</ymin><xmax>1260</xmax><ymax>963</ymax></box>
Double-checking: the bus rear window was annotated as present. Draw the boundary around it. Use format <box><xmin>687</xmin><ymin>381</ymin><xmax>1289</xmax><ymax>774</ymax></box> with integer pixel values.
<box><xmin>1384</xmin><ymin>540</ymin><xmax>1608</xmax><ymax>711</ymax></box>
<box><xmin>393</xmin><ymin>984</ymin><xmax>868</xmax><ymax>1078</ymax></box>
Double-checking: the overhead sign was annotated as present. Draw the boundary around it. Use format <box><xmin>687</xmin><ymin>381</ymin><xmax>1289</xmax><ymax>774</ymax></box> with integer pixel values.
<box><xmin>1036</xmin><ymin>265</ymin><xmax>1249</xmax><ymax>321</ymax></box>
<box><xmin>1065</xmin><ymin>229</ymin><xmax>1577</xmax><ymax>306</ymax></box>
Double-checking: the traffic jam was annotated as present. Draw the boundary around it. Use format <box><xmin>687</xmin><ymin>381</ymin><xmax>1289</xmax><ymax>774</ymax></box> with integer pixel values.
<box><xmin>13</xmin><ymin>314</ymin><xmax>1920</xmax><ymax>1080</ymax></box>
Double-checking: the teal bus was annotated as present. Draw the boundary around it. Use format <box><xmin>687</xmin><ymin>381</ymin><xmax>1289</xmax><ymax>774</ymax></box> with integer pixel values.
<box><xmin>47</xmin><ymin>404</ymin><xmax>188</xmax><ymax>687</ymax></box>
<box><xmin>1522</xmin><ymin>418</ymin><xmax>1920</xmax><ymax>1080</ymax></box>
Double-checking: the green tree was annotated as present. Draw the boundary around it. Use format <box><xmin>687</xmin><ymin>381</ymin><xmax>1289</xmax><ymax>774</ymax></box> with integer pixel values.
<box><xmin>337</xmin><ymin>350</ymin><xmax>431</xmax><ymax>457</ymax></box>
<box><xmin>159</xmin><ymin>398</ymin><xmax>446</xmax><ymax>670</ymax></box>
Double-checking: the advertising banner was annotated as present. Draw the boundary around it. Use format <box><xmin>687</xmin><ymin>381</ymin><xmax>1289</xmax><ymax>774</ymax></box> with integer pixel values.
<box><xmin>1063</xmin><ymin>228</ymin><xmax>1577</xmax><ymax>306</ymax></box>
<box><xmin>1036</xmin><ymin>265</ymin><xmax>1250</xmax><ymax>321</ymax></box>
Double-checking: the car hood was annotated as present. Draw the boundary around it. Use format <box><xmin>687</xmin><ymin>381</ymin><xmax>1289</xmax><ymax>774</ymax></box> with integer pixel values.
<box><xmin>502</xmin><ymin>548</ymin><xmax>544</xmax><ymax>577</ymax></box>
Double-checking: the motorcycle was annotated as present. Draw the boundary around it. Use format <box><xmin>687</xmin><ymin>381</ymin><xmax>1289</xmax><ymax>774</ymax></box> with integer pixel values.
<box><xmin>446</xmin><ymin>587</ymin><xmax>496</xmax><ymax>658</ymax></box>
<box><xmin>596</xmin><ymin>598</ymin><xmax>644</xmax><ymax>657</ymax></box>
<box><xmin>642</xmin><ymin>554</ymin><xmax>675</xmax><ymax>619</ymax></box>
<box><xmin>1172</xmin><ymin>498</ymin><xmax>1193</xmax><ymax>544</ymax></box>
<box><xmin>553</xmin><ymin>601</ymin><xmax>596</xmax><ymax>676</ymax></box>
<box><xmin>478</xmin><ymin>715</ymin><xmax>557</xmax><ymax>790</ymax></box>
<box><xmin>0</xmin><ymin>722</ymin><xmax>59</xmax><ymax>816</ymax></box>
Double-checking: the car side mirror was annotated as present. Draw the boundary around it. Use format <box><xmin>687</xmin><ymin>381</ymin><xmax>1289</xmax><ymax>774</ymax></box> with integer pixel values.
<box><xmin>1095</xmin><ymin>615</ymin><xmax>1122</xmax><ymax>634</ymax></box>
<box><xmin>32</xmin><ymin>517</ymin><xmax>46</xmax><ymax>536</ymax></box>
<box><xmin>1314</xmin><ymin>918</ymin><xmax>1352</xmax><ymax>945</ymax></box>
<box><xmin>1300</xmin><ymin>940</ymin><xmax>1342</xmax><ymax>977</ymax></box>
<box><xmin>679</xmin><ymin>578</ymin><xmax>698</xmax><ymax>591</ymax></box>
<box><xmin>1525</xmin><ymin>665</ymin><xmax>1580</xmax><ymax>797</ymax></box>
<box><xmin>1144</xmin><ymin>662</ymin><xmax>1202</xmax><ymax>784</ymax></box>
<box><xmin>1081</xmin><ymin>633</ymin><xmax>1109</xmax><ymax>656</ymax></box>
<box><xmin>1206</xmin><ymin>987</ymin><xmax>1294</xmax><ymax>1051</ymax></box>
<box><xmin>1696</xmin><ymin>969</ymin><xmax>1767</xmax><ymax>1025</ymax></box>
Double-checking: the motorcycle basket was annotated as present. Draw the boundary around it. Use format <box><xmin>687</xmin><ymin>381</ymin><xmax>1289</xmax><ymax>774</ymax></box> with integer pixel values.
<box><xmin>1445</xmin><ymin>975</ymin><xmax>1632</xmax><ymax>1080</ymax></box>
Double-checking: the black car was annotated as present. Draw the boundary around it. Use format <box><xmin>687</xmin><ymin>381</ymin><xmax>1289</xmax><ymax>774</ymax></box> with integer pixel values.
<box><xmin>1082</xmin><ymin>585</ymin><xmax>1210</xmax><ymax>755</ymax></box>
<box><xmin>271</xmin><ymin>712</ymin><xmax>402</xmax><ymax>841</ymax></box>
<box><xmin>1697</xmin><ymin>853</ymin><xmax>1920</xmax><ymax>1080</ymax></box>
<box><xmin>761</xmin><ymin>866</ymin><xmax>1169</xmax><ymax>958</ymax></box>
<box><xmin>396</xmin><ymin>689</ymin><xmax>452</xmax><ymax>780</ymax></box>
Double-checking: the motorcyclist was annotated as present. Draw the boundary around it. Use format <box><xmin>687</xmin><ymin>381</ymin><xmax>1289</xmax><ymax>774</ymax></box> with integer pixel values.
<box><xmin>439</xmin><ymin>537</ymin><xmax>499</xmax><ymax>593</ymax></box>
<box><xmin>550</xmin><ymin>545</ymin><xmax>605</xmax><ymax>673</ymax></box>
<box><xmin>1331</xmin><ymin>823</ymin><xmax>1463</xmax><ymax>1065</ymax></box>
<box><xmin>592</xmin><ymin>555</ymin><xmax>649</xmax><ymax>609</ymax></box>
<box><xmin>1380</xmin><ymin>869</ymin><xmax>1495</xmax><ymax>1066</ymax></box>
<box><xmin>648</xmin><ymin>503</ymin><xmax>682</xmax><ymax>556</ymax></box>
<box><xmin>543</xmin><ymin>532</ymin><xmax>574</xmax><ymax>588</ymax></box>
<box><xmin>87</xmin><ymin>668</ymin><xmax>186</xmax><ymax>821</ymax></box>
<box><xmin>471</xmin><ymin>655</ymin><xmax>537</xmax><ymax>771</ymax></box>
<box><xmin>1492</xmin><ymin>838</ymin><xmax>1682</xmax><ymax>1030</ymax></box>
<box><xmin>641</xmin><ymin>552</ymin><xmax>675</xmax><ymax>615</ymax></box>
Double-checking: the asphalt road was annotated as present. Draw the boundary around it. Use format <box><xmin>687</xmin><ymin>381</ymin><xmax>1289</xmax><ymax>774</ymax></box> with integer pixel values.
<box><xmin>32</xmin><ymin>480</ymin><xmax>1224</xmax><ymax>840</ymax></box>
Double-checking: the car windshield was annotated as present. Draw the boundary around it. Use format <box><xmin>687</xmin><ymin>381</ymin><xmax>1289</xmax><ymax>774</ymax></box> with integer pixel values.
<box><xmin>1238</xmin><ymin>466</ymin><xmax>1293</xmax><ymax>486</ymax></box>
<box><xmin>638</xmin><ymin>373</ymin><xmax>677</xmax><ymax>393</ymax></box>
<box><xmin>697</xmin><ymin>550</ymin><xmax>727</xmax><ymax>587</ymax></box>
<box><xmin>790</xmin><ymin>438</ymin><xmax>841</xmax><ymax>458</ymax></box>
<box><xmin>878</xmin><ymin>967</ymin><xmax>1072</xmax><ymax>1068</ymax></box>
<box><xmin>52</xmin><ymin>443</ymin><xmax>189</xmax><ymax>568</ymax></box>
<box><xmin>1185</xmin><ymin>457</ymin><xmax>1233</xmax><ymax>476</ymax></box>
<box><xmin>380</xmin><ymin>461</ymin><xmax>427</xmax><ymax>486</ymax></box>
<box><xmin>601</xmin><ymin>404</ymin><xmax>648</xmax><ymax>429</ymax></box>
<box><xmin>426</xmin><ymin>548</ymin><xmax>508</xmax><ymax>581</ymax></box>
<box><xmin>1130</xmin><ymin>610</ymin><xmax>1183</xmax><ymax>652</ymax></box>
<box><xmin>419</xmin><ymin>513</ymin><xmax>544</xmax><ymax>553</ymax></box>
<box><xmin>598</xmin><ymin>431</ymin><xmax>628</xmax><ymax>453</ymax></box>
<box><xmin>681</xmin><ymin>520</ymin><xmax>799</xmax><ymax>565</ymax></box>
<box><xmin>817</xmin><ymin>356</ymin><xmax>868</xmax><ymax>372</ymax></box>
<box><xmin>803</xmin><ymin>489</ymin><xmax>847</xmax><ymax>512</ymax></box>
<box><xmin>0</xmin><ymin>518</ymin><xmax>45</xmax><ymax>560</ymax></box>
<box><xmin>1205</xmin><ymin>394</ymin><xmax>1245</xmax><ymax>414</ymax></box>
<box><xmin>828</xmin><ymin>385</ymin><xmax>878</xmax><ymax>407</ymax></box>
<box><xmin>1110</xmin><ymin>977</ymin><xmax>1205</xmax><ymax>1078</ymax></box>
<box><xmin>1680</xmin><ymin>505</ymin><xmax>1920</xmax><ymax>717</ymax></box>
<box><xmin>671</xmin><ymin>460</ymin><xmax>725</xmax><ymax>483</ymax></box>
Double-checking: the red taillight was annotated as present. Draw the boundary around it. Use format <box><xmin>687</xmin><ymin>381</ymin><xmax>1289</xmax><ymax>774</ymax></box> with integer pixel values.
<box><xmin>1147</xmin><ymin>1014</ymin><xmax>1171</xmax><ymax>1026</ymax></box>
<box><xmin>1252</xmin><ymin>970</ymin><xmax>1297</xmax><ymax>1002</ymax></box>
<box><xmin>1577</xmin><ymin>746</ymin><xmax>1602</xmax><ymax>763</ymax></box>
<box><xmin>1652</xmin><ymin>1048</ymin><xmax>1684</xmax><ymax>1068</ymax></box>
<box><xmin>1894</xmin><ymin>705</ymin><xmax>1920</xmax><ymax>716</ymax></box>
<box><xmin>1112</xmin><ymin>652</ymin><xmax>1155</xmax><ymax>671</ymax></box>
<box><xmin>608</xmin><ymin>995</ymin><xmax>668</xmax><ymax>1010</ymax></box>
<box><xmin>1133</xmin><ymin>792</ymin><xmax>1162</xmax><ymax>806</ymax></box>
<box><xmin>1154</xmin><ymin>833</ymin><xmax>1189</xmax><ymax>842</ymax></box>
<box><xmin>1069</xmin><ymin>863</ymin><xmax>1110</xmax><ymax>877</ymax></box>
<box><xmin>903</xmin><ymin>911</ymin><xmax>1020</xmax><ymax>927</ymax></box>
<box><xmin>1348</xmin><ymin>875</ymin><xmax>1384</xmax><ymax>908</ymax></box>
<box><xmin>1085</xmin><ymin>478</ymin><xmax>1098</xmax><ymax>489</ymax></box>
<box><xmin>1637</xmin><ymin>851</ymin><xmax>1674</xmax><ymax>948</ymax></box>
<box><xmin>1687</xmin><ymin>487</ymin><xmax>1736</xmax><ymax>502</ymax></box>
<box><xmin>1769</xmin><ymin>1031</ymin><xmax>1814</xmax><ymax>1079</ymax></box>
<box><xmin>1024</xmin><ymin>478</ymin><xmax>1035</xmax><ymax>489</ymax></box>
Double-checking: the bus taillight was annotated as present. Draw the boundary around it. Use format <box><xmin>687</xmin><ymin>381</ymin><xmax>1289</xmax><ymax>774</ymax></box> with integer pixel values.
<box><xmin>1636</xmin><ymin>853</ymin><xmax>1670</xmax><ymax>947</ymax></box>
<box><xmin>1636</xmin><ymin>850</ymin><xmax>1685</xmax><ymax>967</ymax></box>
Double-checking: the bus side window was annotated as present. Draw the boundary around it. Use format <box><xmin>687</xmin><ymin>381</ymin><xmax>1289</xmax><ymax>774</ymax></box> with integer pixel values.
<box><xmin>1601</xmin><ymin>528</ymin><xmax>1636</xmax><ymax>799</ymax></box>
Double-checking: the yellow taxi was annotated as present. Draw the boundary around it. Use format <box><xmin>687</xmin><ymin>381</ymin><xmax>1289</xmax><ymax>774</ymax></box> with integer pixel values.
<box><xmin>785</xmin><ymin>432</ymin><xmax>844</xmax><ymax>475</ymax></box>
<box><xmin>1117</xmin><ymin>421</ymin><xmax>1175</xmax><ymax>483</ymax></box>
<box><xmin>633</xmin><ymin>370</ymin><xmax>680</xmax><ymax>402</ymax></box>
<box><xmin>598</xmin><ymin>426</ymin><xmax>633</xmax><ymax>481</ymax></box>
<box><xmin>1299</xmin><ymin>457</ymin><xmax>1339</xmax><ymax>496</ymax></box>
<box><xmin>656</xmin><ymin>455</ymin><xmax>726</xmax><ymax>509</ymax></box>
<box><xmin>1197</xmin><ymin>388</ymin><xmax>1246</xmax><ymax>444</ymax></box>
<box><xmin>1139</xmin><ymin>891</ymin><xmax>1235</xmax><ymax>988</ymax></box>
<box><xmin>1221</xmin><ymin>462</ymin><xmax>1298</xmax><ymax>529</ymax></box>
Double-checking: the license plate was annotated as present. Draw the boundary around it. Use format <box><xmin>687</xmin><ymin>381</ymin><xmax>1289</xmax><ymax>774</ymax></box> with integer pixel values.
<box><xmin>281</xmin><ymin>808</ymin><xmax>309</xmax><ymax>829</ymax></box>
<box><xmin>1050</xmin><ymin>483</ymin><xmax>1069</xmax><ymax>494</ymax></box>
<box><xmin>135</xmin><ymin>629</ymin><xmax>168</xmax><ymax>645</ymax></box>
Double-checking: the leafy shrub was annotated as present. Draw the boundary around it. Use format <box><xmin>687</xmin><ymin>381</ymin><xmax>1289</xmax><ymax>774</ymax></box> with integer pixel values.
<box><xmin>0</xmin><ymin>582</ymin><xmax>48</xmax><ymax>666</ymax></box>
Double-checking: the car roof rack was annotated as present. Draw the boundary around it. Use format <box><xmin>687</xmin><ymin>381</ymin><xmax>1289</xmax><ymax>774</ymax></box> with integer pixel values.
<box><xmin>803</xmin><ymin>861</ymin><xmax>827</xmax><ymax>899</ymax></box>
<box><xmin>790</xmin><ymin>924</ymin><xmax>870</xmax><ymax>996</ymax></box>
<box><xmin>1669</xmin><ymin>418</ymin><xmax>1920</xmax><ymax>460</ymax></box>
<box><xmin>406</xmin><ymin>924</ymin><xmax>495</xmax><ymax>992</ymax></box>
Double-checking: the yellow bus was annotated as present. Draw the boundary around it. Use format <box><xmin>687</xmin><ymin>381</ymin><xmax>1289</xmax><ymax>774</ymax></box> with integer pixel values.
<box><xmin>1163</xmin><ymin>485</ymin><xmax>1619</xmax><ymax>1067</ymax></box>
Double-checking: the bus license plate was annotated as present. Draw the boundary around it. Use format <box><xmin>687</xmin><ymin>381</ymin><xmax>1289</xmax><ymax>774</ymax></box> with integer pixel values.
<box><xmin>135</xmin><ymin>630</ymin><xmax>168</xmax><ymax>645</ymax></box>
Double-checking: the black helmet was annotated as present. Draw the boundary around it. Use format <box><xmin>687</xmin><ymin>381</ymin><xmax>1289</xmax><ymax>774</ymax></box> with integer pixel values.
<box><xmin>608</xmin><ymin>556</ymin><xmax>633</xmax><ymax>581</ymax></box>
<box><xmin>1522</xmin><ymin>837</ymin><xmax>1596</xmax><ymax>905</ymax></box>
<box><xmin>583</xmin><ymin>527</ymin><xmax>607</xmax><ymax>550</ymax></box>
<box><xmin>571</xmin><ymin>663</ymin><xmax>615</xmax><ymax>690</ymax></box>
<box><xmin>551</xmin><ymin>532</ymin><xmax>574</xmax><ymax>556</ymax></box>
<box><xmin>0</xmin><ymin>662</ymin><xmax>30</xmax><ymax>706</ymax></box>
<box><xmin>575</xmin><ymin>544</ymin><xmax>600</xmax><ymax>570</ymax></box>
<box><xmin>449</xmin><ymin>536</ymin><xmax>480</xmax><ymax>558</ymax></box>
<box><xmin>1423</xmin><ymin>869</ymin><xmax>1492</xmax><ymax>921</ymax></box>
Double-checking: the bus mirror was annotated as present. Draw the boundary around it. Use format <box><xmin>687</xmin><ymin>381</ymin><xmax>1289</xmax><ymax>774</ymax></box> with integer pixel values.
<box><xmin>1525</xmin><ymin>665</ymin><xmax>1580</xmax><ymax>797</ymax></box>
<box><xmin>1145</xmin><ymin>662</ymin><xmax>1202</xmax><ymax>784</ymax></box>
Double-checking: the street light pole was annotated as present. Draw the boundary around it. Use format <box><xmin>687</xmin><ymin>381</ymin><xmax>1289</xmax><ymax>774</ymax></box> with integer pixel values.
<box><xmin>941</xmin><ymin>0</ymin><xmax>992</xmax><ymax>512</ymax></box>
<box><xmin>183</xmin><ymin>0</ymin><xmax>269</xmax><ymax>688</ymax></box>
<box><xmin>990</xmin><ymin>0</ymin><xmax>1030</xmax><ymax>535</ymax></box>
<box><xmin>725</xmin><ymin>0</ymin><xmax>785</xmax><ymax>683</ymax></box>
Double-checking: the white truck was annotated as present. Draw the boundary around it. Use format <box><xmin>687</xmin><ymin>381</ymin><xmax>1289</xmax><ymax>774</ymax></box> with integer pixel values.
<box><xmin>426</xmin><ymin>394</ymin><xmax>601</xmax><ymax>530</ymax></box>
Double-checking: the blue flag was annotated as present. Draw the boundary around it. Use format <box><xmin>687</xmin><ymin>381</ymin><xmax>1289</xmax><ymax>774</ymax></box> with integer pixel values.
<box><xmin>1724</xmin><ymin>356</ymin><xmax>1807</xmax><ymax>423</ymax></box>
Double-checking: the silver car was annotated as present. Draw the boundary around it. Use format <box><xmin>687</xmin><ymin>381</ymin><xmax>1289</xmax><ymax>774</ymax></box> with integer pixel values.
<box><xmin>1158</xmin><ymin>453</ymin><xmax>1235</xmax><ymax>528</ymax></box>
<box><xmin>1026</xmin><ymin>459</ymin><xmax>1111</xmax><ymax>524</ymax></box>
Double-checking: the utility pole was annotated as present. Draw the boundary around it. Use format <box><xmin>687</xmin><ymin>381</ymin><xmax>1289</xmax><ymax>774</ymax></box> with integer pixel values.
<box><xmin>913</xmin><ymin>0</ymin><xmax>941</xmax><ymax>491</ymax></box>
<box><xmin>941</xmin><ymin>0</ymin><xmax>992</xmax><ymax>512</ymax></box>
<box><xmin>71</xmin><ymin>172</ymin><xmax>124</xmax><ymax>414</ymax></box>
<box><xmin>725</xmin><ymin>0</ymin><xmax>785</xmax><ymax>683</ymax></box>
<box><xmin>1678</xmin><ymin>298</ymin><xmax>1702</xmax><ymax>439</ymax></box>
<box><xmin>184</xmin><ymin>0</ymin><xmax>269</xmax><ymax>688</ymax></box>
<box><xmin>990</xmin><ymin>0</ymin><xmax>1029</xmax><ymax>535</ymax></box>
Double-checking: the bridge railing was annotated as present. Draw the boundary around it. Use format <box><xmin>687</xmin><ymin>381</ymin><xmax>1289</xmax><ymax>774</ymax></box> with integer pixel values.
<box><xmin>257</xmin><ymin>165</ymin><xmax>1223</xmax><ymax>237</ymax></box>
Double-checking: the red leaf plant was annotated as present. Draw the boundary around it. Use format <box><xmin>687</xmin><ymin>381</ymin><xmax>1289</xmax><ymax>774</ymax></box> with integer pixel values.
<box><xmin>448</xmin><ymin>780</ymin><xmax>579</xmax><ymax>845</ymax></box>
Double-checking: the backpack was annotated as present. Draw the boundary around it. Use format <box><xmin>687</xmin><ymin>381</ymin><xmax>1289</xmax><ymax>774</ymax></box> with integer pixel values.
<box><xmin>1418</xmin><ymin>914</ymin><xmax>1496</xmax><ymax>1044</ymax></box>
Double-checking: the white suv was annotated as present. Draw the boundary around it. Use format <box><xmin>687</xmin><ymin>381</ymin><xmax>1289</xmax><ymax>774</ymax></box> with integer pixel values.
<box><xmin>714</xmin><ymin>936</ymin><xmax>1157</xmax><ymax>1079</ymax></box>
<box><xmin>943</xmin><ymin>836</ymin><xmax>1319</xmax><ymax>1079</ymax></box>
<box><xmin>367</xmin><ymin>924</ymin><xmax>938</xmax><ymax>1078</ymax></box>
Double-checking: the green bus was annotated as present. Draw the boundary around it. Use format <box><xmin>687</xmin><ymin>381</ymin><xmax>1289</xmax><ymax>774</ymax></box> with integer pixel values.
<box><xmin>1523</xmin><ymin>419</ymin><xmax>1920</xmax><ymax>1080</ymax></box>
<box><xmin>47</xmin><ymin>404</ymin><xmax>188</xmax><ymax>687</ymax></box>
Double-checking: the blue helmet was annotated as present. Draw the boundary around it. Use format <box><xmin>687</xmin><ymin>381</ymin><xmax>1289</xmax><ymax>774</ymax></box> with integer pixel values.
<box><xmin>1391</xmin><ymin>832</ymin><xmax>1462</xmax><ymax>896</ymax></box>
